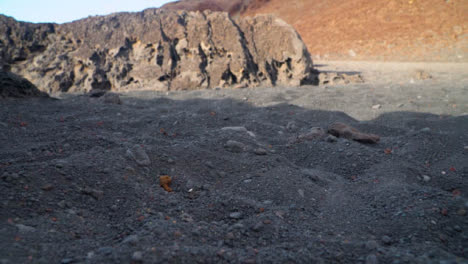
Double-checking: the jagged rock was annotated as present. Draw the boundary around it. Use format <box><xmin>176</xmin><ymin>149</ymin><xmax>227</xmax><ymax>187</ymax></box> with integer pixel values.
<box><xmin>0</xmin><ymin>71</ymin><xmax>49</xmax><ymax>98</ymax></box>
<box><xmin>318</xmin><ymin>72</ymin><xmax>364</xmax><ymax>85</ymax></box>
<box><xmin>102</xmin><ymin>93</ymin><xmax>122</xmax><ymax>104</ymax></box>
<box><xmin>327</xmin><ymin>122</ymin><xmax>380</xmax><ymax>144</ymax></box>
<box><xmin>0</xmin><ymin>10</ymin><xmax>317</xmax><ymax>94</ymax></box>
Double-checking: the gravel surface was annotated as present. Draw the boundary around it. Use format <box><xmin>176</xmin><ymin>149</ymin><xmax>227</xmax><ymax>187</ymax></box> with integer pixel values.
<box><xmin>0</xmin><ymin>61</ymin><xmax>467</xmax><ymax>263</ymax></box>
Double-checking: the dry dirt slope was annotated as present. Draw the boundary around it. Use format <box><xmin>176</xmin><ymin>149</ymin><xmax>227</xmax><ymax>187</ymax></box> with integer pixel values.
<box><xmin>162</xmin><ymin>0</ymin><xmax>468</xmax><ymax>62</ymax></box>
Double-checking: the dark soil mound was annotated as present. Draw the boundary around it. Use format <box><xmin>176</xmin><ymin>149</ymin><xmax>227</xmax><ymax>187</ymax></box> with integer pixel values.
<box><xmin>0</xmin><ymin>91</ymin><xmax>466</xmax><ymax>263</ymax></box>
<box><xmin>0</xmin><ymin>71</ymin><xmax>48</xmax><ymax>98</ymax></box>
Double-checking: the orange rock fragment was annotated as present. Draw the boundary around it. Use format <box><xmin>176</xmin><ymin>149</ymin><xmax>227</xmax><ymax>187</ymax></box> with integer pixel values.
<box><xmin>159</xmin><ymin>175</ymin><xmax>173</xmax><ymax>192</ymax></box>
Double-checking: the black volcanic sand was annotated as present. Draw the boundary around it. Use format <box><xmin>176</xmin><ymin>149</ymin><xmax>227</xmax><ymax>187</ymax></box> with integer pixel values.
<box><xmin>1</xmin><ymin>64</ymin><xmax>468</xmax><ymax>263</ymax></box>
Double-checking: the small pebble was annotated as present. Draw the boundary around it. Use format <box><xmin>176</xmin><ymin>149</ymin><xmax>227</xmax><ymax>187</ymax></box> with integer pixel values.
<box><xmin>229</xmin><ymin>212</ymin><xmax>242</xmax><ymax>219</ymax></box>
<box><xmin>224</xmin><ymin>140</ymin><xmax>245</xmax><ymax>153</ymax></box>
<box><xmin>251</xmin><ymin>222</ymin><xmax>264</xmax><ymax>232</ymax></box>
<box><xmin>286</xmin><ymin>121</ymin><xmax>298</xmax><ymax>132</ymax></box>
<box><xmin>381</xmin><ymin>235</ymin><xmax>392</xmax><ymax>245</ymax></box>
<box><xmin>254</xmin><ymin>148</ymin><xmax>267</xmax><ymax>155</ymax></box>
<box><xmin>366</xmin><ymin>254</ymin><xmax>378</xmax><ymax>264</ymax></box>
<box><xmin>15</xmin><ymin>224</ymin><xmax>36</xmax><ymax>233</ymax></box>
<box><xmin>126</xmin><ymin>145</ymin><xmax>150</xmax><ymax>166</ymax></box>
<box><xmin>420</xmin><ymin>127</ymin><xmax>431</xmax><ymax>132</ymax></box>
<box><xmin>61</xmin><ymin>258</ymin><xmax>74</xmax><ymax>264</ymax></box>
<box><xmin>57</xmin><ymin>200</ymin><xmax>66</xmax><ymax>208</ymax></box>
<box><xmin>132</xmin><ymin>251</ymin><xmax>143</xmax><ymax>262</ymax></box>
<box><xmin>366</xmin><ymin>240</ymin><xmax>378</xmax><ymax>250</ymax></box>
<box><xmin>457</xmin><ymin>209</ymin><xmax>466</xmax><ymax>216</ymax></box>
<box><xmin>326</xmin><ymin>135</ymin><xmax>337</xmax><ymax>143</ymax></box>
<box><xmin>422</xmin><ymin>175</ymin><xmax>431</xmax><ymax>182</ymax></box>
<box><xmin>439</xmin><ymin>233</ymin><xmax>448</xmax><ymax>242</ymax></box>
<box><xmin>122</xmin><ymin>235</ymin><xmax>139</xmax><ymax>245</ymax></box>
<box><xmin>297</xmin><ymin>189</ymin><xmax>305</xmax><ymax>198</ymax></box>
<box><xmin>372</xmin><ymin>104</ymin><xmax>381</xmax><ymax>110</ymax></box>
<box><xmin>97</xmin><ymin>247</ymin><xmax>114</xmax><ymax>255</ymax></box>
<box><xmin>41</xmin><ymin>184</ymin><xmax>54</xmax><ymax>191</ymax></box>
<box><xmin>181</xmin><ymin>213</ymin><xmax>194</xmax><ymax>222</ymax></box>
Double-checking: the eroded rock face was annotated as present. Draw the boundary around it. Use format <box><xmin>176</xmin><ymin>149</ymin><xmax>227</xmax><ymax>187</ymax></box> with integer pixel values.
<box><xmin>0</xmin><ymin>10</ymin><xmax>316</xmax><ymax>94</ymax></box>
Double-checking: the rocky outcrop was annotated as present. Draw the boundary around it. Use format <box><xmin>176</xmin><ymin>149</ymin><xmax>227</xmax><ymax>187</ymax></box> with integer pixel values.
<box><xmin>0</xmin><ymin>10</ymin><xmax>316</xmax><ymax>94</ymax></box>
<box><xmin>161</xmin><ymin>0</ymin><xmax>253</xmax><ymax>17</ymax></box>
<box><xmin>0</xmin><ymin>71</ymin><xmax>48</xmax><ymax>98</ymax></box>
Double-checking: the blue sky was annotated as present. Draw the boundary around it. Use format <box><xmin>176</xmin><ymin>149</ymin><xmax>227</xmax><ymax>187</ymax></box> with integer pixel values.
<box><xmin>0</xmin><ymin>0</ymin><xmax>176</xmax><ymax>23</ymax></box>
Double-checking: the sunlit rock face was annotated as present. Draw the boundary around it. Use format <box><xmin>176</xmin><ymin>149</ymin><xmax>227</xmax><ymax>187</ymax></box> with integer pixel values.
<box><xmin>0</xmin><ymin>9</ymin><xmax>316</xmax><ymax>93</ymax></box>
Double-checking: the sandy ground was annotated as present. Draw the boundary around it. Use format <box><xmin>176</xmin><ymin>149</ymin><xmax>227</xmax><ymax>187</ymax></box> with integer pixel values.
<box><xmin>0</xmin><ymin>61</ymin><xmax>467</xmax><ymax>263</ymax></box>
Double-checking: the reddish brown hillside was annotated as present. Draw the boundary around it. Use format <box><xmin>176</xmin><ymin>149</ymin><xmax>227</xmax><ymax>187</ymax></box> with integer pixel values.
<box><xmin>162</xmin><ymin>0</ymin><xmax>468</xmax><ymax>61</ymax></box>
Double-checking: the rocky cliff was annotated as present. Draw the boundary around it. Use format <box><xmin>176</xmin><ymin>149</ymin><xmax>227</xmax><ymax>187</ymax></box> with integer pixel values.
<box><xmin>0</xmin><ymin>9</ymin><xmax>316</xmax><ymax>94</ymax></box>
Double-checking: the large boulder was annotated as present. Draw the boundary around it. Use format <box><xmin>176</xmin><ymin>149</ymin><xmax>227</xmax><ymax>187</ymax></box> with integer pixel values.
<box><xmin>0</xmin><ymin>9</ymin><xmax>317</xmax><ymax>94</ymax></box>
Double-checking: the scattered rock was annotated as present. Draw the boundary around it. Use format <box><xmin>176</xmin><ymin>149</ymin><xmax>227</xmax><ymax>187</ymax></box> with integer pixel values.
<box><xmin>381</xmin><ymin>235</ymin><xmax>392</xmax><ymax>245</ymax></box>
<box><xmin>366</xmin><ymin>240</ymin><xmax>379</xmax><ymax>250</ymax></box>
<box><xmin>102</xmin><ymin>93</ymin><xmax>122</xmax><ymax>104</ymax></box>
<box><xmin>372</xmin><ymin>104</ymin><xmax>381</xmax><ymax>110</ymax></box>
<box><xmin>41</xmin><ymin>184</ymin><xmax>54</xmax><ymax>191</ymax></box>
<box><xmin>132</xmin><ymin>251</ymin><xmax>143</xmax><ymax>262</ymax></box>
<box><xmin>253</xmin><ymin>148</ymin><xmax>267</xmax><ymax>155</ymax></box>
<box><xmin>221</xmin><ymin>126</ymin><xmax>255</xmax><ymax>137</ymax></box>
<box><xmin>97</xmin><ymin>247</ymin><xmax>114</xmax><ymax>255</ymax></box>
<box><xmin>422</xmin><ymin>175</ymin><xmax>431</xmax><ymax>182</ymax></box>
<box><xmin>441</xmin><ymin>208</ymin><xmax>448</xmax><ymax>216</ymax></box>
<box><xmin>57</xmin><ymin>200</ymin><xmax>67</xmax><ymax>208</ymax></box>
<box><xmin>297</xmin><ymin>189</ymin><xmax>305</xmax><ymax>198</ymax></box>
<box><xmin>251</xmin><ymin>222</ymin><xmax>264</xmax><ymax>232</ymax></box>
<box><xmin>60</xmin><ymin>258</ymin><xmax>75</xmax><ymax>264</ymax></box>
<box><xmin>286</xmin><ymin>121</ymin><xmax>299</xmax><ymax>132</ymax></box>
<box><xmin>126</xmin><ymin>145</ymin><xmax>151</xmax><ymax>166</ymax></box>
<box><xmin>325</xmin><ymin>134</ymin><xmax>338</xmax><ymax>143</ymax></box>
<box><xmin>181</xmin><ymin>212</ymin><xmax>194</xmax><ymax>222</ymax></box>
<box><xmin>122</xmin><ymin>235</ymin><xmax>139</xmax><ymax>245</ymax></box>
<box><xmin>15</xmin><ymin>224</ymin><xmax>36</xmax><ymax>233</ymax></box>
<box><xmin>297</xmin><ymin>127</ymin><xmax>326</xmax><ymax>141</ymax></box>
<box><xmin>318</xmin><ymin>72</ymin><xmax>364</xmax><ymax>85</ymax></box>
<box><xmin>80</xmin><ymin>187</ymin><xmax>103</xmax><ymax>200</ymax></box>
<box><xmin>457</xmin><ymin>209</ymin><xmax>466</xmax><ymax>216</ymax></box>
<box><xmin>229</xmin><ymin>212</ymin><xmax>242</xmax><ymax>219</ymax></box>
<box><xmin>224</xmin><ymin>140</ymin><xmax>245</xmax><ymax>153</ymax></box>
<box><xmin>88</xmin><ymin>90</ymin><xmax>107</xmax><ymax>98</ymax></box>
<box><xmin>420</xmin><ymin>127</ymin><xmax>431</xmax><ymax>133</ymax></box>
<box><xmin>366</xmin><ymin>254</ymin><xmax>378</xmax><ymax>264</ymax></box>
<box><xmin>328</xmin><ymin>122</ymin><xmax>380</xmax><ymax>144</ymax></box>
<box><xmin>413</xmin><ymin>70</ymin><xmax>432</xmax><ymax>80</ymax></box>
